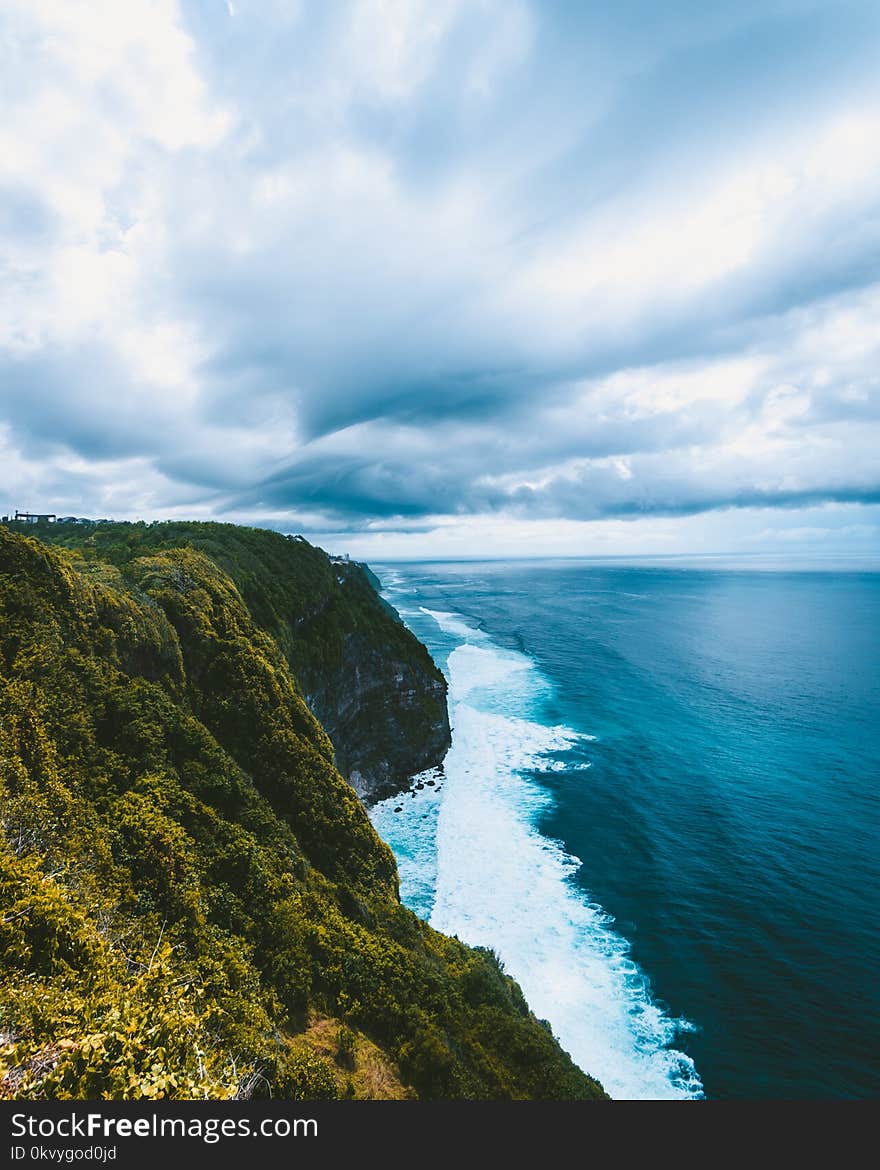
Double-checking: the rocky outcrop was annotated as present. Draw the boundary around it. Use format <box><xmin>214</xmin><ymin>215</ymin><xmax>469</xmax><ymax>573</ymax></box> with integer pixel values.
<box><xmin>300</xmin><ymin>561</ymin><xmax>451</xmax><ymax>804</ymax></box>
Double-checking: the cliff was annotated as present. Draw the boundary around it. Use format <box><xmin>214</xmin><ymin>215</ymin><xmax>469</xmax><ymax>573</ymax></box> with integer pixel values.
<box><xmin>0</xmin><ymin>522</ymin><xmax>606</xmax><ymax>1101</ymax></box>
<box><xmin>24</xmin><ymin>521</ymin><xmax>450</xmax><ymax>804</ymax></box>
<box><xmin>302</xmin><ymin>559</ymin><xmax>450</xmax><ymax>803</ymax></box>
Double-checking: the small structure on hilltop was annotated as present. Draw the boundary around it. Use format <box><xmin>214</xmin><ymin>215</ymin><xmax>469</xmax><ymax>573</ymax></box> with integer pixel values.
<box><xmin>14</xmin><ymin>510</ymin><xmax>56</xmax><ymax>524</ymax></box>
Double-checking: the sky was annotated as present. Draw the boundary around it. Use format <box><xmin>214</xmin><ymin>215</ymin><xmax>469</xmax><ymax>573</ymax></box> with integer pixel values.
<box><xmin>2</xmin><ymin>0</ymin><xmax>879</xmax><ymax>560</ymax></box>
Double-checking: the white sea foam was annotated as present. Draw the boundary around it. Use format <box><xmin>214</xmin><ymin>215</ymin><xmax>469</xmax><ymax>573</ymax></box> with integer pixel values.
<box><xmin>372</xmin><ymin>598</ymin><xmax>703</xmax><ymax>1100</ymax></box>
<box><xmin>377</xmin><ymin>568</ymin><xmax>407</xmax><ymax>589</ymax></box>
<box><xmin>419</xmin><ymin>606</ymin><xmax>484</xmax><ymax>641</ymax></box>
<box><xmin>372</xmin><ymin>769</ymin><xmax>444</xmax><ymax>918</ymax></box>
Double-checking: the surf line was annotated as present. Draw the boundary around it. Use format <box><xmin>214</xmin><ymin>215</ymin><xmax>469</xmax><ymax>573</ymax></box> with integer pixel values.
<box><xmin>374</xmin><ymin>599</ymin><xmax>703</xmax><ymax>1100</ymax></box>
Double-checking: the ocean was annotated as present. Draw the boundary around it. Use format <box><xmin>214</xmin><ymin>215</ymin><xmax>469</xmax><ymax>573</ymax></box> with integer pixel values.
<box><xmin>368</xmin><ymin>558</ymin><xmax>880</xmax><ymax>1100</ymax></box>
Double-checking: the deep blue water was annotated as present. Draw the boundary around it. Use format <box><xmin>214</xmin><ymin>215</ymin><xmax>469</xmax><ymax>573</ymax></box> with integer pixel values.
<box><xmin>369</xmin><ymin>559</ymin><xmax>880</xmax><ymax>1099</ymax></box>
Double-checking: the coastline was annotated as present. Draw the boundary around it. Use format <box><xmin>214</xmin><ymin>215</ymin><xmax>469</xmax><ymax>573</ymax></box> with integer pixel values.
<box><xmin>369</xmin><ymin>577</ymin><xmax>704</xmax><ymax>1100</ymax></box>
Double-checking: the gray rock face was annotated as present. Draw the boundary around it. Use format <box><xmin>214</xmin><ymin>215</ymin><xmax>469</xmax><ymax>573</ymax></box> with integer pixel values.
<box><xmin>300</xmin><ymin>563</ymin><xmax>451</xmax><ymax>805</ymax></box>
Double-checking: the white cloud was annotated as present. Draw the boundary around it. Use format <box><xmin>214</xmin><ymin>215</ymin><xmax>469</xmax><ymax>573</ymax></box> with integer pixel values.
<box><xmin>343</xmin><ymin>0</ymin><xmax>466</xmax><ymax>101</ymax></box>
<box><xmin>0</xmin><ymin>0</ymin><xmax>232</xmax><ymax>477</ymax></box>
<box><xmin>501</xmin><ymin>103</ymin><xmax>880</xmax><ymax>359</ymax></box>
<box><xmin>0</xmin><ymin>1</ymin><xmax>878</xmax><ymax>557</ymax></box>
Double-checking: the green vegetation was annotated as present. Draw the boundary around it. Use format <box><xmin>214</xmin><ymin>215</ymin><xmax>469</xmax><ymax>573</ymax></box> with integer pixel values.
<box><xmin>23</xmin><ymin>520</ymin><xmax>451</xmax><ymax>800</ymax></box>
<box><xmin>0</xmin><ymin>521</ymin><xmax>605</xmax><ymax>1101</ymax></box>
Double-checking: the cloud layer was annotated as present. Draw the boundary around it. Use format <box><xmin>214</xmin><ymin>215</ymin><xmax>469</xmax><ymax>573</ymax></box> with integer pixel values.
<box><xmin>2</xmin><ymin>0</ymin><xmax>879</xmax><ymax>556</ymax></box>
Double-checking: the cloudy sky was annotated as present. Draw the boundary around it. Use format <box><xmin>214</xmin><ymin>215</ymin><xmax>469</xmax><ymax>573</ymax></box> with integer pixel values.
<box><xmin>2</xmin><ymin>0</ymin><xmax>879</xmax><ymax>559</ymax></box>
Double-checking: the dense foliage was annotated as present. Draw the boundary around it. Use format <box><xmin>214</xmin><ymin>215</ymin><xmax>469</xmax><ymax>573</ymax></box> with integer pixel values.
<box><xmin>28</xmin><ymin>520</ymin><xmax>450</xmax><ymax>799</ymax></box>
<box><xmin>0</xmin><ymin>522</ymin><xmax>605</xmax><ymax>1100</ymax></box>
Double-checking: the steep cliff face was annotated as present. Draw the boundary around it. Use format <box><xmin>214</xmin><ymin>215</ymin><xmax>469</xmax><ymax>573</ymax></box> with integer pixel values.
<box><xmin>0</xmin><ymin>522</ymin><xmax>606</xmax><ymax>1101</ymax></box>
<box><xmin>25</xmin><ymin>521</ymin><xmax>450</xmax><ymax>804</ymax></box>
<box><xmin>300</xmin><ymin>562</ymin><xmax>451</xmax><ymax>803</ymax></box>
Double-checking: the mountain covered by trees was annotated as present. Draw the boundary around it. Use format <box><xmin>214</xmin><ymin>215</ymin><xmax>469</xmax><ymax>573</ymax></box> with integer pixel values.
<box><xmin>0</xmin><ymin>521</ymin><xmax>605</xmax><ymax>1101</ymax></box>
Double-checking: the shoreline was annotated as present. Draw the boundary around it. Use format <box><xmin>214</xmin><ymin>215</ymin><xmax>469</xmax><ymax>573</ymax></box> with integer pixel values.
<box><xmin>370</xmin><ymin>584</ymin><xmax>704</xmax><ymax>1100</ymax></box>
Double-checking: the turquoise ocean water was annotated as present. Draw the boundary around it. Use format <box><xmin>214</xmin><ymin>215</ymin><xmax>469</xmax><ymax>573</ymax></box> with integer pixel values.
<box><xmin>369</xmin><ymin>558</ymin><xmax>880</xmax><ymax>1099</ymax></box>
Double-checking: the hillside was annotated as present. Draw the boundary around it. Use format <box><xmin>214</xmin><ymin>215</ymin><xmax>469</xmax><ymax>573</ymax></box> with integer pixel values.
<box><xmin>21</xmin><ymin>520</ymin><xmax>450</xmax><ymax>804</ymax></box>
<box><xmin>0</xmin><ymin>522</ymin><xmax>606</xmax><ymax>1101</ymax></box>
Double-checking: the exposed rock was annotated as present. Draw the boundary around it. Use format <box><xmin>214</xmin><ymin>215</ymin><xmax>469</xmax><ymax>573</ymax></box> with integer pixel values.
<box><xmin>299</xmin><ymin>561</ymin><xmax>451</xmax><ymax>804</ymax></box>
